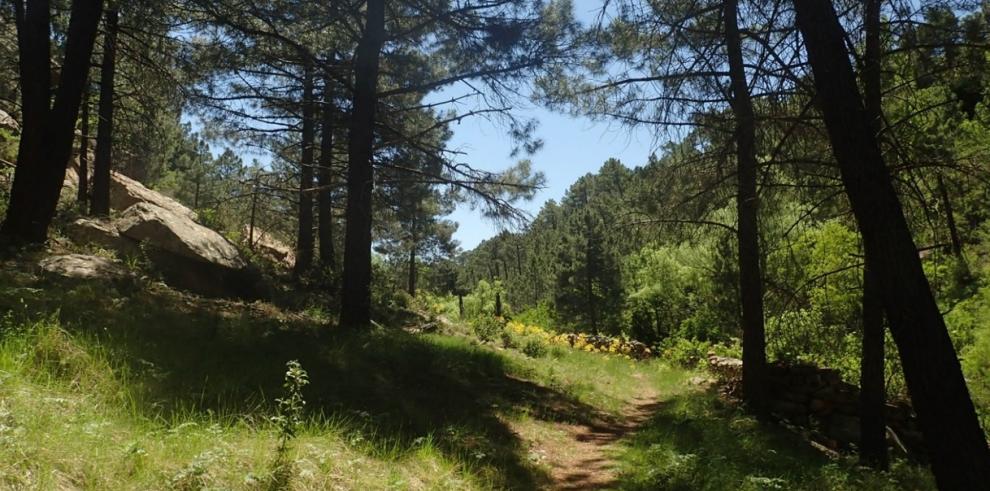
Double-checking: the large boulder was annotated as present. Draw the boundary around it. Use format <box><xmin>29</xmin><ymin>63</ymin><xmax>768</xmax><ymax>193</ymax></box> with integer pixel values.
<box><xmin>116</xmin><ymin>202</ymin><xmax>263</xmax><ymax>298</ymax></box>
<box><xmin>39</xmin><ymin>254</ymin><xmax>132</xmax><ymax>282</ymax></box>
<box><xmin>109</xmin><ymin>172</ymin><xmax>198</xmax><ymax>221</ymax></box>
<box><xmin>117</xmin><ymin>202</ymin><xmax>246</xmax><ymax>269</ymax></box>
<box><xmin>0</xmin><ymin>109</ymin><xmax>17</xmax><ymax>132</ymax></box>
<box><xmin>65</xmin><ymin>217</ymin><xmax>134</xmax><ymax>253</ymax></box>
<box><xmin>243</xmin><ymin>225</ymin><xmax>296</xmax><ymax>268</ymax></box>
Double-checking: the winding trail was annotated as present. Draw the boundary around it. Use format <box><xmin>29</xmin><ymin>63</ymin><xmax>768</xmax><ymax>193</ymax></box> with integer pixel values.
<box><xmin>517</xmin><ymin>374</ymin><xmax>664</xmax><ymax>490</ymax></box>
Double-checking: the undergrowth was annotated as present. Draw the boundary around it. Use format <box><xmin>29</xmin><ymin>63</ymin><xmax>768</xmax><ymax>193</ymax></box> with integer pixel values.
<box><xmin>0</xmin><ymin>268</ymin><xmax>937</xmax><ymax>489</ymax></box>
<box><xmin>614</xmin><ymin>390</ymin><xmax>935</xmax><ymax>490</ymax></box>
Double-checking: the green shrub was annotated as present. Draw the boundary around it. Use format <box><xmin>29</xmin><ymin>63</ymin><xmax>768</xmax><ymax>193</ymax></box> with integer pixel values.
<box><xmin>471</xmin><ymin>315</ymin><xmax>505</xmax><ymax>343</ymax></box>
<box><xmin>661</xmin><ymin>337</ymin><xmax>712</xmax><ymax>368</ymax></box>
<box><xmin>521</xmin><ymin>338</ymin><xmax>548</xmax><ymax>358</ymax></box>
<box><xmin>393</xmin><ymin>290</ymin><xmax>414</xmax><ymax>310</ymax></box>
<box><xmin>267</xmin><ymin>360</ymin><xmax>309</xmax><ymax>490</ymax></box>
<box><xmin>500</xmin><ymin>330</ymin><xmax>517</xmax><ymax>349</ymax></box>
<box><xmin>962</xmin><ymin>323</ymin><xmax>990</xmax><ymax>431</ymax></box>
<box><xmin>461</xmin><ymin>280</ymin><xmax>509</xmax><ymax>320</ymax></box>
<box><xmin>514</xmin><ymin>302</ymin><xmax>555</xmax><ymax>330</ymax></box>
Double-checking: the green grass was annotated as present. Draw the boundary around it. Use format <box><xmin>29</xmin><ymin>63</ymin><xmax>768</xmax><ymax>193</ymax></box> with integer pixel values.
<box><xmin>506</xmin><ymin>348</ymin><xmax>692</xmax><ymax>415</ymax></box>
<box><xmin>0</xmin><ymin>265</ymin><xmax>936</xmax><ymax>489</ymax></box>
<box><xmin>612</xmin><ymin>389</ymin><xmax>934</xmax><ymax>490</ymax></box>
<box><xmin>0</xmin><ymin>316</ymin><xmax>488</xmax><ymax>489</ymax></box>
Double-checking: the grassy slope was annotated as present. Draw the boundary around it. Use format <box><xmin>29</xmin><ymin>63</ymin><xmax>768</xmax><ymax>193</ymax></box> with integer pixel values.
<box><xmin>0</xmin><ymin>265</ymin><xmax>934</xmax><ymax>490</ymax></box>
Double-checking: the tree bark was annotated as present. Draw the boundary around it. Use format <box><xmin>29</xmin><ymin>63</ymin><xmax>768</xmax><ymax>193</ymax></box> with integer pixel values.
<box><xmin>725</xmin><ymin>0</ymin><xmax>767</xmax><ymax>413</ymax></box>
<box><xmin>248</xmin><ymin>174</ymin><xmax>258</xmax><ymax>250</ymax></box>
<box><xmin>860</xmin><ymin>262</ymin><xmax>888</xmax><ymax>469</ymax></box>
<box><xmin>936</xmin><ymin>174</ymin><xmax>964</xmax><ymax>259</ymax></box>
<box><xmin>318</xmin><ymin>71</ymin><xmax>337</xmax><ymax>271</ymax></box>
<box><xmin>294</xmin><ymin>61</ymin><xmax>316</xmax><ymax>277</ymax></box>
<box><xmin>794</xmin><ymin>1</ymin><xmax>990</xmax><ymax>487</ymax></box>
<box><xmin>340</xmin><ymin>0</ymin><xmax>386</xmax><ymax>328</ymax></box>
<box><xmin>407</xmin><ymin>209</ymin><xmax>417</xmax><ymax>296</ymax></box>
<box><xmin>6</xmin><ymin>0</ymin><xmax>52</xmax><ymax>238</ymax></box>
<box><xmin>858</xmin><ymin>0</ymin><xmax>888</xmax><ymax>470</ymax></box>
<box><xmin>77</xmin><ymin>85</ymin><xmax>90</xmax><ymax>205</ymax></box>
<box><xmin>90</xmin><ymin>5</ymin><xmax>118</xmax><ymax>217</ymax></box>
<box><xmin>407</xmin><ymin>239</ymin><xmax>417</xmax><ymax>296</ymax></box>
<box><xmin>2</xmin><ymin>0</ymin><xmax>104</xmax><ymax>242</ymax></box>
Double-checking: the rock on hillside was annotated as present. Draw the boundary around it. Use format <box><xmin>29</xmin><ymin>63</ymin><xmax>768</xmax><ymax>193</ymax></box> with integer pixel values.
<box><xmin>63</xmin><ymin>162</ymin><xmax>197</xmax><ymax>221</ymax></box>
<box><xmin>109</xmin><ymin>171</ymin><xmax>197</xmax><ymax>221</ymax></box>
<box><xmin>244</xmin><ymin>225</ymin><xmax>296</xmax><ymax>268</ymax></box>
<box><xmin>57</xmin><ymin>158</ymin><xmax>264</xmax><ymax>298</ymax></box>
<box><xmin>113</xmin><ymin>202</ymin><xmax>263</xmax><ymax>299</ymax></box>
<box><xmin>66</xmin><ymin>217</ymin><xmax>134</xmax><ymax>253</ymax></box>
<box><xmin>39</xmin><ymin>254</ymin><xmax>133</xmax><ymax>282</ymax></box>
<box><xmin>117</xmin><ymin>202</ymin><xmax>246</xmax><ymax>270</ymax></box>
<box><xmin>0</xmin><ymin>109</ymin><xmax>17</xmax><ymax>132</ymax></box>
<box><xmin>65</xmin><ymin>207</ymin><xmax>265</xmax><ymax>299</ymax></box>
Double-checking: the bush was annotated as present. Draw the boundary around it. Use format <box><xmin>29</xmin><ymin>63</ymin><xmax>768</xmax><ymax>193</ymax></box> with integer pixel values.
<box><xmin>962</xmin><ymin>323</ymin><xmax>990</xmax><ymax>431</ymax></box>
<box><xmin>514</xmin><ymin>302</ymin><xmax>555</xmax><ymax>330</ymax></box>
<box><xmin>414</xmin><ymin>291</ymin><xmax>459</xmax><ymax>319</ymax></box>
<box><xmin>521</xmin><ymin>338</ymin><xmax>549</xmax><ymax>358</ymax></box>
<box><xmin>393</xmin><ymin>290</ymin><xmax>414</xmax><ymax>310</ymax></box>
<box><xmin>500</xmin><ymin>330</ymin><xmax>518</xmax><ymax>349</ymax></box>
<box><xmin>472</xmin><ymin>315</ymin><xmax>505</xmax><ymax>343</ymax></box>
<box><xmin>661</xmin><ymin>337</ymin><xmax>712</xmax><ymax>368</ymax></box>
<box><xmin>461</xmin><ymin>280</ymin><xmax>509</xmax><ymax>320</ymax></box>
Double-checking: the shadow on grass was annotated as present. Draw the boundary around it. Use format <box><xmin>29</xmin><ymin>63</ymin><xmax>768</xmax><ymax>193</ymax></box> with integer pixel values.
<box><xmin>0</xmin><ymin>275</ymin><xmax>606</xmax><ymax>489</ymax></box>
<box><xmin>612</xmin><ymin>388</ymin><xmax>935</xmax><ymax>491</ymax></box>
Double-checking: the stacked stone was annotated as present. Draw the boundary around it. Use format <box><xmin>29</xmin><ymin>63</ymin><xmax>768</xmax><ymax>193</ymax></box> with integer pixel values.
<box><xmin>707</xmin><ymin>354</ymin><xmax>924</xmax><ymax>458</ymax></box>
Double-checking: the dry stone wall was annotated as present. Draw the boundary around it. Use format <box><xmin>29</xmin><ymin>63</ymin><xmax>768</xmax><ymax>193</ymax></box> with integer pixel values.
<box><xmin>707</xmin><ymin>353</ymin><xmax>925</xmax><ymax>458</ymax></box>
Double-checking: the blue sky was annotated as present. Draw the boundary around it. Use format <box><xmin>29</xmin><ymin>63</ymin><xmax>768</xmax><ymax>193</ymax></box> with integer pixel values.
<box><xmin>444</xmin><ymin>103</ymin><xmax>660</xmax><ymax>250</ymax></box>
<box><xmin>441</xmin><ymin>0</ymin><xmax>665</xmax><ymax>251</ymax></box>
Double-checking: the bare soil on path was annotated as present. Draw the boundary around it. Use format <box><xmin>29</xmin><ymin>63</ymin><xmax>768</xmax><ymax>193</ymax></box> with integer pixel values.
<box><xmin>516</xmin><ymin>374</ymin><xmax>664</xmax><ymax>490</ymax></box>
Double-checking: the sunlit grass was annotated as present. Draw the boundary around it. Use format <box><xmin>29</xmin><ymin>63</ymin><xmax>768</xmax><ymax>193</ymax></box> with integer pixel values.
<box><xmin>0</xmin><ymin>317</ymin><xmax>516</xmax><ymax>490</ymax></box>
<box><xmin>0</xmin><ymin>269</ymin><xmax>938</xmax><ymax>490</ymax></box>
<box><xmin>504</xmin><ymin>346</ymin><xmax>691</xmax><ymax>415</ymax></box>
<box><xmin>613</xmin><ymin>389</ymin><xmax>935</xmax><ymax>490</ymax></box>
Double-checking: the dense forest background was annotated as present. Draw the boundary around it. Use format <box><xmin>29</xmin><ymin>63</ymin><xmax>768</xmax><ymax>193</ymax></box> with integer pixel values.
<box><xmin>4</xmin><ymin>0</ymin><xmax>990</xmax><ymax>488</ymax></box>
<box><xmin>448</xmin><ymin>2</ymin><xmax>990</xmax><ymax>428</ymax></box>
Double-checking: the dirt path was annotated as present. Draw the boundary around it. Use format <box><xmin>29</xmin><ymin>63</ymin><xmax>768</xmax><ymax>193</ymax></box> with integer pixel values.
<box><xmin>522</xmin><ymin>375</ymin><xmax>664</xmax><ymax>490</ymax></box>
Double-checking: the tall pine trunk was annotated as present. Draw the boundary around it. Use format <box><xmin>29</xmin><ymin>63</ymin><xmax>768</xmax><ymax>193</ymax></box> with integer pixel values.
<box><xmin>318</xmin><ymin>72</ymin><xmax>337</xmax><ymax>271</ymax></box>
<box><xmin>860</xmin><ymin>263</ymin><xmax>888</xmax><ymax>469</ymax></box>
<box><xmin>407</xmin><ymin>210</ymin><xmax>417</xmax><ymax>296</ymax></box>
<box><xmin>294</xmin><ymin>62</ymin><xmax>316</xmax><ymax>277</ymax></box>
<box><xmin>794</xmin><ymin>1</ymin><xmax>990</xmax><ymax>486</ymax></box>
<box><xmin>858</xmin><ymin>0</ymin><xmax>888</xmax><ymax>470</ymax></box>
<box><xmin>77</xmin><ymin>86</ymin><xmax>90</xmax><ymax>205</ymax></box>
<box><xmin>937</xmin><ymin>174</ymin><xmax>964</xmax><ymax>260</ymax></box>
<box><xmin>725</xmin><ymin>0</ymin><xmax>767</xmax><ymax>413</ymax></box>
<box><xmin>248</xmin><ymin>173</ymin><xmax>259</xmax><ymax>249</ymax></box>
<box><xmin>90</xmin><ymin>6</ymin><xmax>117</xmax><ymax>217</ymax></box>
<box><xmin>3</xmin><ymin>0</ymin><xmax>104</xmax><ymax>243</ymax></box>
<box><xmin>5</xmin><ymin>0</ymin><xmax>52</xmax><ymax>241</ymax></box>
<box><xmin>407</xmin><ymin>239</ymin><xmax>417</xmax><ymax>296</ymax></box>
<box><xmin>339</xmin><ymin>0</ymin><xmax>385</xmax><ymax>328</ymax></box>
